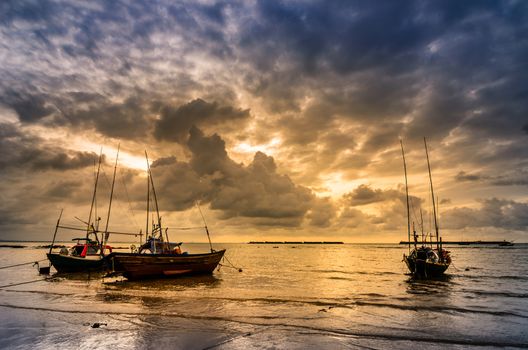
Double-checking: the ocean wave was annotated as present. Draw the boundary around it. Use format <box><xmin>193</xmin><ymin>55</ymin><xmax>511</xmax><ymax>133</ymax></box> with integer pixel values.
<box><xmin>353</xmin><ymin>301</ymin><xmax>528</xmax><ymax>318</ymax></box>
<box><xmin>463</xmin><ymin>290</ymin><xmax>528</xmax><ymax>298</ymax></box>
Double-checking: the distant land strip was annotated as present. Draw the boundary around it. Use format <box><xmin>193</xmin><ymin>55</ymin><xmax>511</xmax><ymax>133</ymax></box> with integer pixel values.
<box><xmin>248</xmin><ymin>241</ymin><xmax>344</xmax><ymax>244</ymax></box>
<box><xmin>399</xmin><ymin>241</ymin><xmax>513</xmax><ymax>245</ymax></box>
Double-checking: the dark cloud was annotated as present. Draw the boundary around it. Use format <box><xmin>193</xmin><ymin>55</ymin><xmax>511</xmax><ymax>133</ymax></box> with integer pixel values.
<box><xmin>188</xmin><ymin>129</ymin><xmax>314</xmax><ymax>224</ymax></box>
<box><xmin>0</xmin><ymin>90</ymin><xmax>55</xmax><ymax>122</ymax></box>
<box><xmin>45</xmin><ymin>180</ymin><xmax>83</xmax><ymax>199</ymax></box>
<box><xmin>0</xmin><ymin>123</ymin><xmax>100</xmax><ymax>172</ymax></box>
<box><xmin>150</xmin><ymin>127</ymin><xmax>317</xmax><ymax>226</ymax></box>
<box><xmin>343</xmin><ymin>184</ymin><xmax>419</xmax><ymax>208</ymax></box>
<box><xmin>57</xmin><ymin>95</ymin><xmax>151</xmax><ymax>139</ymax></box>
<box><xmin>455</xmin><ymin>171</ymin><xmax>483</xmax><ymax>182</ymax></box>
<box><xmin>340</xmin><ymin>184</ymin><xmax>428</xmax><ymax>233</ymax></box>
<box><xmin>344</xmin><ymin>185</ymin><xmax>390</xmax><ymax>206</ymax></box>
<box><xmin>151</xmin><ymin>156</ymin><xmax>177</xmax><ymax>168</ymax></box>
<box><xmin>442</xmin><ymin>198</ymin><xmax>528</xmax><ymax>231</ymax></box>
<box><xmin>154</xmin><ymin>99</ymin><xmax>250</xmax><ymax>143</ymax></box>
<box><xmin>454</xmin><ymin>170</ymin><xmax>528</xmax><ymax>187</ymax></box>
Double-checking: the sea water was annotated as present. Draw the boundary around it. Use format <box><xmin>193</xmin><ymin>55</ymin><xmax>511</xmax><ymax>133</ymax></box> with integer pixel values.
<box><xmin>0</xmin><ymin>243</ymin><xmax>526</xmax><ymax>349</ymax></box>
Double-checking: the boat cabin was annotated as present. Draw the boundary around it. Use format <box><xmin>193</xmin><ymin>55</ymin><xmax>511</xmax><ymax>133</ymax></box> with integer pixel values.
<box><xmin>410</xmin><ymin>247</ymin><xmax>440</xmax><ymax>263</ymax></box>
<box><xmin>59</xmin><ymin>238</ymin><xmax>112</xmax><ymax>258</ymax></box>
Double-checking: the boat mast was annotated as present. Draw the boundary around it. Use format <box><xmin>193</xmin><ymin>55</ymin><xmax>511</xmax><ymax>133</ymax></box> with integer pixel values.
<box><xmin>102</xmin><ymin>145</ymin><xmax>120</xmax><ymax>254</ymax></box>
<box><xmin>400</xmin><ymin>140</ymin><xmax>411</xmax><ymax>254</ymax></box>
<box><xmin>145</xmin><ymin>167</ymin><xmax>150</xmax><ymax>243</ymax></box>
<box><xmin>424</xmin><ymin>138</ymin><xmax>440</xmax><ymax>254</ymax></box>
<box><xmin>197</xmin><ymin>203</ymin><xmax>214</xmax><ymax>253</ymax></box>
<box><xmin>86</xmin><ymin>149</ymin><xmax>102</xmax><ymax>239</ymax></box>
<box><xmin>145</xmin><ymin>151</ymin><xmax>170</xmax><ymax>249</ymax></box>
<box><xmin>419</xmin><ymin>208</ymin><xmax>424</xmax><ymax>245</ymax></box>
<box><xmin>49</xmin><ymin>209</ymin><xmax>64</xmax><ymax>255</ymax></box>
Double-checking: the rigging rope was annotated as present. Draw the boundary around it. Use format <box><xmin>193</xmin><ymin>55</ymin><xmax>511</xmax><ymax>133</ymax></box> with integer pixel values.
<box><xmin>119</xmin><ymin>167</ymin><xmax>140</xmax><ymax>229</ymax></box>
<box><xmin>95</xmin><ymin>166</ymin><xmax>142</xmax><ymax>235</ymax></box>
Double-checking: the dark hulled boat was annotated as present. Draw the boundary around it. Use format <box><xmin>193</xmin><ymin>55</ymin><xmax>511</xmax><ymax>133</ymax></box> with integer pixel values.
<box><xmin>47</xmin><ymin>238</ymin><xmax>111</xmax><ymax>273</ymax></box>
<box><xmin>404</xmin><ymin>246</ymin><xmax>451</xmax><ymax>277</ymax></box>
<box><xmin>400</xmin><ymin>139</ymin><xmax>451</xmax><ymax>278</ymax></box>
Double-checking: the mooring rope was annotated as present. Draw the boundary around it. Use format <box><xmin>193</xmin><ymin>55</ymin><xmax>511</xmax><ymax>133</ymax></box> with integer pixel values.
<box><xmin>0</xmin><ymin>259</ymin><xmax>48</xmax><ymax>270</ymax></box>
<box><xmin>0</xmin><ymin>276</ymin><xmax>57</xmax><ymax>289</ymax></box>
<box><xmin>218</xmin><ymin>255</ymin><xmax>243</xmax><ymax>272</ymax></box>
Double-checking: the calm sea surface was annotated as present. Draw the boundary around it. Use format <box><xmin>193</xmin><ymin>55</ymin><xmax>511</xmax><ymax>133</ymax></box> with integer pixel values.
<box><xmin>0</xmin><ymin>243</ymin><xmax>526</xmax><ymax>349</ymax></box>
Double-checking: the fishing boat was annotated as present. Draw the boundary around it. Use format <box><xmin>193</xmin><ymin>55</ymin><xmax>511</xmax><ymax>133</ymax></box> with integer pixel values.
<box><xmin>108</xmin><ymin>152</ymin><xmax>225</xmax><ymax>280</ymax></box>
<box><xmin>47</xmin><ymin>146</ymin><xmax>140</xmax><ymax>273</ymax></box>
<box><xmin>401</xmin><ymin>138</ymin><xmax>451</xmax><ymax>278</ymax></box>
<box><xmin>47</xmin><ymin>237</ymin><xmax>113</xmax><ymax>273</ymax></box>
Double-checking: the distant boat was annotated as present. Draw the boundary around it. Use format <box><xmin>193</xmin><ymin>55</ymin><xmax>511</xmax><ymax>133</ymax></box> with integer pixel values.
<box><xmin>401</xmin><ymin>139</ymin><xmax>451</xmax><ymax>277</ymax></box>
<box><xmin>108</xmin><ymin>152</ymin><xmax>225</xmax><ymax>280</ymax></box>
<box><xmin>498</xmin><ymin>240</ymin><xmax>514</xmax><ymax>247</ymax></box>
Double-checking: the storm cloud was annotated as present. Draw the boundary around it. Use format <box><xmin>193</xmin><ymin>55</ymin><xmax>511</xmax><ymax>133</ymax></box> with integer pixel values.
<box><xmin>154</xmin><ymin>99</ymin><xmax>250</xmax><ymax>143</ymax></box>
<box><xmin>0</xmin><ymin>122</ymin><xmax>100</xmax><ymax>172</ymax></box>
<box><xmin>151</xmin><ymin>127</ymin><xmax>315</xmax><ymax>227</ymax></box>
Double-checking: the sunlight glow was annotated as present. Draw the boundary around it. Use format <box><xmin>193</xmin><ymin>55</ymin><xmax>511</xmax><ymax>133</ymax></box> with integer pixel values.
<box><xmin>233</xmin><ymin>137</ymin><xmax>282</xmax><ymax>156</ymax></box>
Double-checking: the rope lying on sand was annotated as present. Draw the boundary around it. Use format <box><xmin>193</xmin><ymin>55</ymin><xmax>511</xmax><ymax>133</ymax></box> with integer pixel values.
<box><xmin>0</xmin><ymin>276</ymin><xmax>57</xmax><ymax>289</ymax></box>
<box><xmin>0</xmin><ymin>259</ymin><xmax>48</xmax><ymax>270</ymax></box>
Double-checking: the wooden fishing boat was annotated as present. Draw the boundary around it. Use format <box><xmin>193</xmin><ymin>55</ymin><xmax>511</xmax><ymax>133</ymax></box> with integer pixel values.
<box><xmin>107</xmin><ymin>151</ymin><xmax>225</xmax><ymax>280</ymax></box>
<box><xmin>109</xmin><ymin>249</ymin><xmax>225</xmax><ymax>280</ymax></box>
<box><xmin>401</xmin><ymin>139</ymin><xmax>451</xmax><ymax>278</ymax></box>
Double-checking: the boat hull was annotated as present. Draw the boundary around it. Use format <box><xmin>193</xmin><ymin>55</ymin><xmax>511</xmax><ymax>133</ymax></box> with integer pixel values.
<box><xmin>108</xmin><ymin>249</ymin><xmax>226</xmax><ymax>280</ymax></box>
<box><xmin>47</xmin><ymin>253</ymin><xmax>107</xmax><ymax>273</ymax></box>
<box><xmin>405</xmin><ymin>256</ymin><xmax>449</xmax><ymax>277</ymax></box>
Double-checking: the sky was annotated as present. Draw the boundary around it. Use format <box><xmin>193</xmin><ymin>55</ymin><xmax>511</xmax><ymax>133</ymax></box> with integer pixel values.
<box><xmin>0</xmin><ymin>0</ymin><xmax>527</xmax><ymax>243</ymax></box>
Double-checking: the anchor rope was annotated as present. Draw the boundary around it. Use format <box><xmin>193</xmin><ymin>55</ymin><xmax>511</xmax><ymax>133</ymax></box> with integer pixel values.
<box><xmin>218</xmin><ymin>255</ymin><xmax>243</xmax><ymax>272</ymax></box>
<box><xmin>0</xmin><ymin>275</ymin><xmax>57</xmax><ymax>289</ymax></box>
<box><xmin>0</xmin><ymin>259</ymin><xmax>48</xmax><ymax>270</ymax></box>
